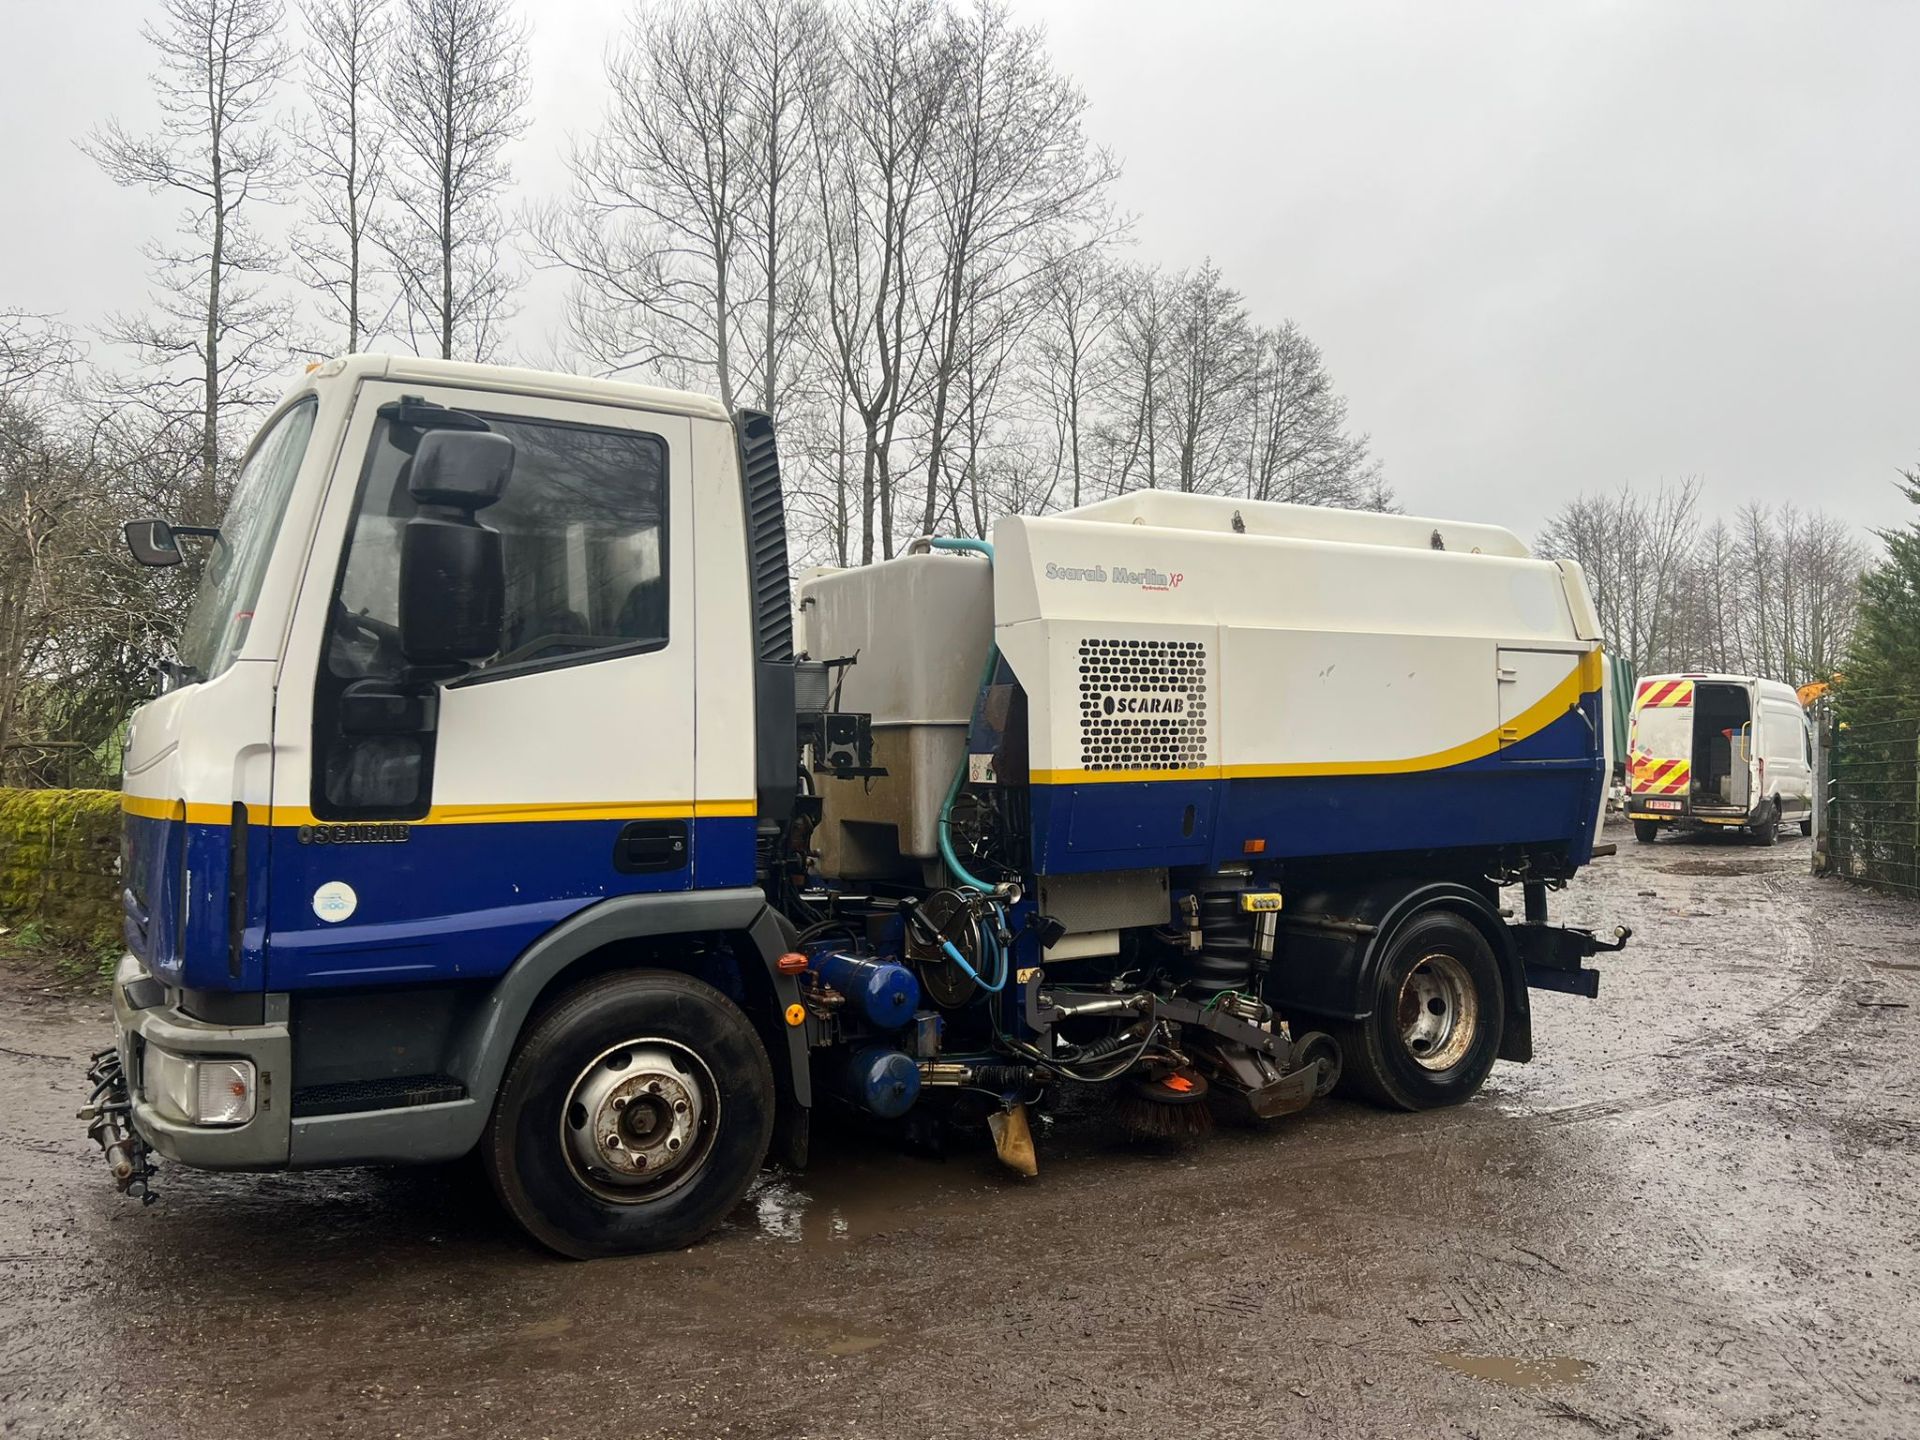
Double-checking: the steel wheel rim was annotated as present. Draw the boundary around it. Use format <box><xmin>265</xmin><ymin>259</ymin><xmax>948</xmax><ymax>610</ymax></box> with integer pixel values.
<box><xmin>1396</xmin><ymin>952</ymin><xmax>1478</xmax><ymax>1072</ymax></box>
<box><xmin>562</xmin><ymin>1038</ymin><xmax>720</xmax><ymax>1204</ymax></box>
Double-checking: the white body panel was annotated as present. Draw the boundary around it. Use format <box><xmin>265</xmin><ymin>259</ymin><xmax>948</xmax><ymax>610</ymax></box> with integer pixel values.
<box><xmin>992</xmin><ymin>497</ymin><xmax>1596</xmax><ymax>784</ymax></box>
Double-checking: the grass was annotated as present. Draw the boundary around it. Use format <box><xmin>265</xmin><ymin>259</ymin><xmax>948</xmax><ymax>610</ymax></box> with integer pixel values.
<box><xmin>0</xmin><ymin>918</ymin><xmax>117</xmax><ymax>996</ymax></box>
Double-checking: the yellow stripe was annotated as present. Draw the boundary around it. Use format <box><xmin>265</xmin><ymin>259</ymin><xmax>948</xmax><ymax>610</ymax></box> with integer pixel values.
<box><xmin>122</xmin><ymin>796</ymin><xmax>757</xmax><ymax>826</ymax></box>
<box><xmin>1035</xmin><ymin>648</ymin><xmax>1603</xmax><ymax>786</ymax></box>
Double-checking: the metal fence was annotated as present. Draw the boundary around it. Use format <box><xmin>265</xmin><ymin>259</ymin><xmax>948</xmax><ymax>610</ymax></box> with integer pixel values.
<box><xmin>1816</xmin><ymin>707</ymin><xmax>1920</xmax><ymax>900</ymax></box>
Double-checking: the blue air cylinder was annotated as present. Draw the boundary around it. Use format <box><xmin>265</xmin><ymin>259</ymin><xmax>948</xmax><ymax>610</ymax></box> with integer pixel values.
<box><xmin>809</xmin><ymin>951</ymin><xmax>921</xmax><ymax>1029</ymax></box>
<box><xmin>846</xmin><ymin>1046</ymin><xmax>922</xmax><ymax>1119</ymax></box>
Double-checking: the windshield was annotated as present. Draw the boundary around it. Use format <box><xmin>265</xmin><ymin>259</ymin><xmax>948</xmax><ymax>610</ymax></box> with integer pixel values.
<box><xmin>176</xmin><ymin>399</ymin><xmax>319</xmax><ymax>682</ymax></box>
<box><xmin>1629</xmin><ymin>705</ymin><xmax>1693</xmax><ymax>760</ymax></box>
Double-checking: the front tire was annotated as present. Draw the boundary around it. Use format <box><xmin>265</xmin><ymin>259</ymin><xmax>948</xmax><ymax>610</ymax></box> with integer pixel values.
<box><xmin>1633</xmin><ymin>819</ymin><xmax>1660</xmax><ymax>843</ymax></box>
<box><xmin>1799</xmin><ymin>815</ymin><xmax>1813</xmax><ymax>837</ymax></box>
<box><xmin>1330</xmin><ymin>911</ymin><xmax>1505</xmax><ymax>1111</ymax></box>
<box><xmin>484</xmin><ymin>969</ymin><xmax>775</xmax><ymax>1259</ymax></box>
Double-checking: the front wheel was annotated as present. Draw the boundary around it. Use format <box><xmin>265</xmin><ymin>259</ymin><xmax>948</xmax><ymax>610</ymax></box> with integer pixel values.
<box><xmin>1329</xmin><ymin>911</ymin><xmax>1505</xmax><ymax>1111</ymax></box>
<box><xmin>484</xmin><ymin>970</ymin><xmax>775</xmax><ymax>1259</ymax></box>
<box><xmin>1799</xmin><ymin>815</ymin><xmax>1813</xmax><ymax>837</ymax></box>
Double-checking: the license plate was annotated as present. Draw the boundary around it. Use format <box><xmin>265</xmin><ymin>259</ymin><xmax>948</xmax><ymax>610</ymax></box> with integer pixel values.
<box><xmin>1644</xmin><ymin>799</ymin><xmax>1682</xmax><ymax>813</ymax></box>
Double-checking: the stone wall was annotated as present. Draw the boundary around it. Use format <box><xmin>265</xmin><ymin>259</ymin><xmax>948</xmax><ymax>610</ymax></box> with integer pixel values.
<box><xmin>0</xmin><ymin>788</ymin><xmax>122</xmax><ymax>949</ymax></box>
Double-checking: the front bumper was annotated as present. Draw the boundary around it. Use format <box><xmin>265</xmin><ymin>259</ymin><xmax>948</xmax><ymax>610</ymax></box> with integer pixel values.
<box><xmin>106</xmin><ymin>953</ymin><xmax>292</xmax><ymax>1169</ymax></box>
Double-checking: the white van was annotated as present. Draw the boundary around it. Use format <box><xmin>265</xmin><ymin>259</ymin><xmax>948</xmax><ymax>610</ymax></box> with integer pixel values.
<box><xmin>1625</xmin><ymin>673</ymin><xmax>1813</xmax><ymax>845</ymax></box>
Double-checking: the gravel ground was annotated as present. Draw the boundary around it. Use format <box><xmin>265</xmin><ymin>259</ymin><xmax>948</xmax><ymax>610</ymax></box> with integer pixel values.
<box><xmin>2</xmin><ymin>823</ymin><xmax>1916</xmax><ymax>1439</ymax></box>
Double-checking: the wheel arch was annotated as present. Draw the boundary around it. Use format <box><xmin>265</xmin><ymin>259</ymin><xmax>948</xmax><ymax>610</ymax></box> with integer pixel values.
<box><xmin>449</xmin><ymin>890</ymin><xmax>810</xmax><ymax>1159</ymax></box>
<box><xmin>1270</xmin><ymin>877</ymin><xmax>1532</xmax><ymax>1064</ymax></box>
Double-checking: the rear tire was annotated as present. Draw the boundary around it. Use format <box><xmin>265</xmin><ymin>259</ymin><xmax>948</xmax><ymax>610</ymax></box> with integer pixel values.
<box><xmin>484</xmin><ymin>969</ymin><xmax>775</xmax><ymax>1259</ymax></box>
<box><xmin>1751</xmin><ymin>802</ymin><xmax>1780</xmax><ymax>847</ymax></box>
<box><xmin>1633</xmin><ymin>819</ymin><xmax>1660</xmax><ymax>843</ymax></box>
<box><xmin>1330</xmin><ymin>911</ymin><xmax>1505</xmax><ymax>1111</ymax></box>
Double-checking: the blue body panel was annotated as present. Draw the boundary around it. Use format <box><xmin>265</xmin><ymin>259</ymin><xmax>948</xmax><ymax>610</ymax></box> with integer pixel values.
<box><xmin>267</xmin><ymin>813</ymin><xmax>757</xmax><ymax>991</ymax></box>
<box><xmin>123</xmin><ymin>809</ymin><xmax>272</xmax><ymax>993</ymax></box>
<box><xmin>1029</xmin><ymin>696</ymin><xmax>1606</xmax><ymax>875</ymax></box>
<box><xmin>125</xmin><ymin>809</ymin><xmax>756</xmax><ymax>993</ymax></box>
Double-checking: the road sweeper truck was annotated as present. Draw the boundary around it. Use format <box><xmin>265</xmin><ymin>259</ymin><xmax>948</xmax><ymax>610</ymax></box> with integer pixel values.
<box><xmin>84</xmin><ymin>355</ymin><xmax>1626</xmax><ymax>1257</ymax></box>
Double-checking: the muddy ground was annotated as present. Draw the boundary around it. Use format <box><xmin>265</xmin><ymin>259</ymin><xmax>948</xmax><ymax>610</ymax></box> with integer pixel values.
<box><xmin>2</xmin><ymin>825</ymin><xmax>1916</xmax><ymax>1440</ymax></box>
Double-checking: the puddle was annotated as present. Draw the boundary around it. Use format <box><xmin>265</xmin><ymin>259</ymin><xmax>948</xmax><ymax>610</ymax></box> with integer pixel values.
<box><xmin>779</xmin><ymin>1317</ymin><xmax>888</xmax><ymax>1356</ymax></box>
<box><xmin>732</xmin><ymin>1125</ymin><xmax>996</xmax><ymax>1248</ymax></box>
<box><xmin>1435</xmin><ymin>1353</ymin><xmax>1593</xmax><ymax>1388</ymax></box>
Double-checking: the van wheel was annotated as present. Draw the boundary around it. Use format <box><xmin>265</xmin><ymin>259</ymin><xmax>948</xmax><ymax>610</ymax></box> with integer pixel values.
<box><xmin>1632</xmin><ymin>819</ymin><xmax>1659</xmax><ymax>843</ymax></box>
<box><xmin>1799</xmin><ymin>816</ymin><xmax>1813</xmax><ymax>837</ymax></box>
<box><xmin>484</xmin><ymin>970</ymin><xmax>774</xmax><ymax>1259</ymax></box>
<box><xmin>1329</xmin><ymin>912</ymin><xmax>1504</xmax><ymax>1111</ymax></box>
<box><xmin>1751</xmin><ymin>803</ymin><xmax>1780</xmax><ymax>847</ymax></box>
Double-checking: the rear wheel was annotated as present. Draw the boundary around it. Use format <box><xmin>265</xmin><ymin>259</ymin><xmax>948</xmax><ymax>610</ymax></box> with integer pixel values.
<box><xmin>484</xmin><ymin>969</ymin><xmax>774</xmax><ymax>1259</ymax></box>
<box><xmin>1633</xmin><ymin>819</ymin><xmax>1660</xmax><ymax>843</ymax></box>
<box><xmin>1330</xmin><ymin>911</ymin><xmax>1505</xmax><ymax>1111</ymax></box>
<box><xmin>1751</xmin><ymin>802</ymin><xmax>1780</xmax><ymax>847</ymax></box>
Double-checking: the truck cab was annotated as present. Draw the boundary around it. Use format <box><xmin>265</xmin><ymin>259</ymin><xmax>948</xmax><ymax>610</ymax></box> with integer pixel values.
<box><xmin>91</xmin><ymin>356</ymin><xmax>1622</xmax><ymax>1258</ymax></box>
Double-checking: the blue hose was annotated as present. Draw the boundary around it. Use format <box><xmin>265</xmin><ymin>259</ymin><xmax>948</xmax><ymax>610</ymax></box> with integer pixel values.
<box><xmin>929</xmin><ymin>536</ymin><xmax>1000</xmax><ymax>898</ymax></box>
<box><xmin>928</xmin><ymin>535</ymin><xmax>1010</xmax><ymax>993</ymax></box>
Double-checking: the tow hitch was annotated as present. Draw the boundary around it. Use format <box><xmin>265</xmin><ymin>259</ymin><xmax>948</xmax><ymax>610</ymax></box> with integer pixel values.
<box><xmin>79</xmin><ymin>1047</ymin><xmax>158</xmax><ymax>1205</ymax></box>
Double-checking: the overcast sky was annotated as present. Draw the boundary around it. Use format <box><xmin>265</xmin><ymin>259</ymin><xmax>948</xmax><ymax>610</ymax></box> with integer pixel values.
<box><xmin>4</xmin><ymin>0</ymin><xmax>1916</xmax><ymax>542</ymax></box>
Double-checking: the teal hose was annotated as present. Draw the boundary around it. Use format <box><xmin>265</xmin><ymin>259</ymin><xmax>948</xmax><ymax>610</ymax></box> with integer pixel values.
<box><xmin>930</xmin><ymin>536</ymin><xmax>1001</xmax><ymax>898</ymax></box>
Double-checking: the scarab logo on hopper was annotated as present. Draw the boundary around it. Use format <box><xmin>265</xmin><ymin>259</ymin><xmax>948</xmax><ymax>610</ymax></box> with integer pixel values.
<box><xmin>1045</xmin><ymin>562</ymin><xmax>1184</xmax><ymax>591</ymax></box>
<box><xmin>1103</xmin><ymin>695</ymin><xmax>1187</xmax><ymax>715</ymax></box>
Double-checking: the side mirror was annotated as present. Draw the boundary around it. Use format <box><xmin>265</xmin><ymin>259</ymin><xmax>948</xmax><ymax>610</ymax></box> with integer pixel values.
<box><xmin>398</xmin><ymin>431</ymin><xmax>514</xmax><ymax>666</ymax></box>
<box><xmin>126</xmin><ymin>519</ymin><xmax>182</xmax><ymax>568</ymax></box>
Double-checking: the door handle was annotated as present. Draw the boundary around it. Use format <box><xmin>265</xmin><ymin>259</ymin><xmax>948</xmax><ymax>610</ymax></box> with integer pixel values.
<box><xmin>613</xmin><ymin>819</ymin><xmax>689</xmax><ymax>875</ymax></box>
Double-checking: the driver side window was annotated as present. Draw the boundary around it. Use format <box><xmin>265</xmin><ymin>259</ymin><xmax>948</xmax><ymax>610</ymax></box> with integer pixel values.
<box><xmin>316</xmin><ymin>409</ymin><xmax>669</xmax><ymax>818</ymax></box>
<box><xmin>330</xmin><ymin>413</ymin><xmax>669</xmax><ymax>683</ymax></box>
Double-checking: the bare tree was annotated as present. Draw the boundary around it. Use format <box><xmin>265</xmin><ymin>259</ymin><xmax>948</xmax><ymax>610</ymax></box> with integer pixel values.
<box><xmin>292</xmin><ymin>0</ymin><xmax>392</xmax><ymax>352</ymax></box>
<box><xmin>1105</xmin><ymin>263</ymin><xmax>1174</xmax><ymax>493</ymax></box>
<box><xmin>537</xmin><ymin>0</ymin><xmax>827</xmax><ymax>413</ymax></box>
<box><xmin>805</xmin><ymin>0</ymin><xmax>955</xmax><ymax>562</ymax></box>
<box><xmin>1162</xmin><ymin>261</ymin><xmax>1253</xmax><ymax>494</ymax></box>
<box><xmin>381</xmin><ymin>0</ymin><xmax>529</xmax><ymax>360</ymax></box>
<box><xmin>1538</xmin><ymin>480</ymin><xmax>1700</xmax><ymax>671</ymax></box>
<box><xmin>83</xmin><ymin>0</ymin><xmax>295</xmax><ymax>513</ymax></box>
<box><xmin>913</xmin><ymin>0</ymin><xmax>1118</xmax><ymax>534</ymax></box>
<box><xmin>1030</xmin><ymin>248</ymin><xmax>1121</xmax><ymax>509</ymax></box>
<box><xmin>1243</xmin><ymin>321</ymin><xmax>1380</xmax><ymax>508</ymax></box>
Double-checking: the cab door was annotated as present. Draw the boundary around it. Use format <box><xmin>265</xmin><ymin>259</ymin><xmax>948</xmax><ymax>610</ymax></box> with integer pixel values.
<box><xmin>267</xmin><ymin>380</ymin><xmax>698</xmax><ymax>992</ymax></box>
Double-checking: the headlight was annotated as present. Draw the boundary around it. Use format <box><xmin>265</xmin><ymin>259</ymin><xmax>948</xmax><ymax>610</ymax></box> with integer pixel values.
<box><xmin>147</xmin><ymin>1049</ymin><xmax>256</xmax><ymax>1127</ymax></box>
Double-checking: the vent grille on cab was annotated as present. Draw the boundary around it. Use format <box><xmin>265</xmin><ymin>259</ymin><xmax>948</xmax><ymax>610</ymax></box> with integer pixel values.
<box><xmin>1077</xmin><ymin>638</ymin><xmax>1209</xmax><ymax>772</ymax></box>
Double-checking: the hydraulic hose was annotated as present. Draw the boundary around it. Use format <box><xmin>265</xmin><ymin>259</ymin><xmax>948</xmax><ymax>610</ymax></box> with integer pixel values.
<box><xmin>927</xmin><ymin>535</ymin><xmax>1009</xmax><ymax>993</ymax></box>
<box><xmin>930</xmin><ymin>535</ymin><xmax>1000</xmax><ymax>898</ymax></box>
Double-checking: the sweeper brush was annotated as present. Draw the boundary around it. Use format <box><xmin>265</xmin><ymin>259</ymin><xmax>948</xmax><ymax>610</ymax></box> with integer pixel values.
<box><xmin>1115</xmin><ymin>1067</ymin><xmax>1216</xmax><ymax>1140</ymax></box>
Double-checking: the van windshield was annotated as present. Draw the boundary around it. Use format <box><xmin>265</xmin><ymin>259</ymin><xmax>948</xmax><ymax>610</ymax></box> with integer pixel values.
<box><xmin>176</xmin><ymin>399</ymin><xmax>319</xmax><ymax>682</ymax></box>
<box><xmin>1629</xmin><ymin>706</ymin><xmax>1692</xmax><ymax>760</ymax></box>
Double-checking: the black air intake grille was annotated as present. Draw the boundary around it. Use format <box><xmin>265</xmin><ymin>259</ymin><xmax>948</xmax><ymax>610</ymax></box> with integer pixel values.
<box><xmin>736</xmin><ymin>409</ymin><xmax>794</xmax><ymax>663</ymax></box>
<box><xmin>1078</xmin><ymin>638</ymin><xmax>1210</xmax><ymax>772</ymax></box>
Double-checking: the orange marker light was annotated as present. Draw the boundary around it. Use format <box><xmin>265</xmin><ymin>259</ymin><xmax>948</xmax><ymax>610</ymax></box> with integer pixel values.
<box><xmin>776</xmin><ymin>951</ymin><xmax>809</xmax><ymax>974</ymax></box>
<box><xmin>1242</xmin><ymin>838</ymin><xmax>1267</xmax><ymax>855</ymax></box>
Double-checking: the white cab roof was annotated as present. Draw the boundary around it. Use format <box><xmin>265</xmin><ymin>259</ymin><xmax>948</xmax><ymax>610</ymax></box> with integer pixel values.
<box><xmin>287</xmin><ymin>354</ymin><xmax>733</xmax><ymax>422</ymax></box>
